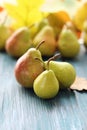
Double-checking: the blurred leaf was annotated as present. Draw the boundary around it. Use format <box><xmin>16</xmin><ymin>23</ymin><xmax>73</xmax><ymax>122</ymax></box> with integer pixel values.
<box><xmin>70</xmin><ymin>77</ymin><xmax>87</xmax><ymax>91</ymax></box>
<box><xmin>4</xmin><ymin>0</ymin><xmax>47</xmax><ymax>29</ymax></box>
<box><xmin>0</xmin><ymin>6</ymin><xmax>4</xmax><ymax>12</ymax></box>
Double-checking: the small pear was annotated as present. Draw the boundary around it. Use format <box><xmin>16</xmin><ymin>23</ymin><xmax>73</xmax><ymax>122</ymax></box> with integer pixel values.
<box><xmin>30</xmin><ymin>18</ymin><xmax>49</xmax><ymax>39</ymax></box>
<box><xmin>33</xmin><ymin>69</ymin><xmax>59</xmax><ymax>99</ymax></box>
<box><xmin>33</xmin><ymin>25</ymin><xmax>56</xmax><ymax>56</ymax></box>
<box><xmin>14</xmin><ymin>41</ymin><xmax>45</xmax><ymax>88</ymax></box>
<box><xmin>57</xmin><ymin>26</ymin><xmax>80</xmax><ymax>58</ymax></box>
<box><xmin>0</xmin><ymin>24</ymin><xmax>11</xmax><ymax>50</ymax></box>
<box><xmin>36</xmin><ymin>19</ymin><xmax>49</xmax><ymax>34</ymax></box>
<box><xmin>45</xmin><ymin>61</ymin><xmax>76</xmax><ymax>89</ymax></box>
<box><xmin>5</xmin><ymin>27</ymin><xmax>32</xmax><ymax>58</ymax></box>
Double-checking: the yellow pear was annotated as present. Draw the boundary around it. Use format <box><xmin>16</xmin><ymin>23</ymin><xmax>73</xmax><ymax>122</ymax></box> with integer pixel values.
<box><xmin>33</xmin><ymin>69</ymin><xmax>59</xmax><ymax>99</ymax></box>
<box><xmin>73</xmin><ymin>1</ymin><xmax>87</xmax><ymax>31</ymax></box>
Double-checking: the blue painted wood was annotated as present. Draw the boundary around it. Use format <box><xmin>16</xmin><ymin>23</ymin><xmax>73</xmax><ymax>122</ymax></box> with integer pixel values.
<box><xmin>0</xmin><ymin>45</ymin><xmax>87</xmax><ymax>130</ymax></box>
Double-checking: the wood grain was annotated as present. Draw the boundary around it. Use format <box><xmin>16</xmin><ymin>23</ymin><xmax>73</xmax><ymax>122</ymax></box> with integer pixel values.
<box><xmin>0</xmin><ymin>45</ymin><xmax>87</xmax><ymax>130</ymax></box>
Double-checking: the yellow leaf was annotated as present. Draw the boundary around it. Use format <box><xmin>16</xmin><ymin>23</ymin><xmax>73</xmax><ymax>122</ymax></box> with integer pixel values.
<box><xmin>4</xmin><ymin>3</ymin><xmax>25</xmax><ymax>22</ymax></box>
<box><xmin>4</xmin><ymin>0</ymin><xmax>47</xmax><ymax>29</ymax></box>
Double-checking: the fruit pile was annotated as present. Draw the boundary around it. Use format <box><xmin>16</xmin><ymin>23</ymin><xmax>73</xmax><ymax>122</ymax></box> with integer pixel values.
<box><xmin>0</xmin><ymin>1</ymin><xmax>87</xmax><ymax>58</ymax></box>
<box><xmin>14</xmin><ymin>41</ymin><xmax>76</xmax><ymax>99</ymax></box>
<box><xmin>0</xmin><ymin>1</ymin><xmax>87</xmax><ymax>99</ymax></box>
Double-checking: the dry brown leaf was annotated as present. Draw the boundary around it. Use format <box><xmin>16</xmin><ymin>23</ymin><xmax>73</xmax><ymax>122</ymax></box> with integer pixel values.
<box><xmin>70</xmin><ymin>77</ymin><xmax>87</xmax><ymax>91</ymax></box>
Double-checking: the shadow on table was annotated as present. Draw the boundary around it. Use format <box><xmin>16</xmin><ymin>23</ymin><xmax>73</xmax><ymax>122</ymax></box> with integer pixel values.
<box><xmin>19</xmin><ymin>86</ymin><xmax>77</xmax><ymax>109</ymax></box>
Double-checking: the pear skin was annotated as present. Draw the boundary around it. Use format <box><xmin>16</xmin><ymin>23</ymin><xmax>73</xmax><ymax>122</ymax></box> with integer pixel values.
<box><xmin>5</xmin><ymin>27</ymin><xmax>32</xmax><ymax>58</ymax></box>
<box><xmin>45</xmin><ymin>61</ymin><xmax>76</xmax><ymax>89</ymax></box>
<box><xmin>33</xmin><ymin>70</ymin><xmax>59</xmax><ymax>99</ymax></box>
<box><xmin>33</xmin><ymin>25</ymin><xmax>57</xmax><ymax>56</ymax></box>
<box><xmin>15</xmin><ymin>48</ymin><xmax>44</xmax><ymax>88</ymax></box>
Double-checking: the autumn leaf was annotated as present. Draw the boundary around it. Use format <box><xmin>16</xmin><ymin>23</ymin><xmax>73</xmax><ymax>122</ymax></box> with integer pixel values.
<box><xmin>0</xmin><ymin>6</ymin><xmax>4</xmax><ymax>12</ymax></box>
<box><xmin>4</xmin><ymin>0</ymin><xmax>47</xmax><ymax>29</ymax></box>
<box><xmin>70</xmin><ymin>77</ymin><xmax>87</xmax><ymax>91</ymax></box>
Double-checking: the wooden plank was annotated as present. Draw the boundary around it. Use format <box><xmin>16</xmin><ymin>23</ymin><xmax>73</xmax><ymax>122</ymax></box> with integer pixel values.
<box><xmin>0</xmin><ymin>45</ymin><xmax>87</xmax><ymax>130</ymax></box>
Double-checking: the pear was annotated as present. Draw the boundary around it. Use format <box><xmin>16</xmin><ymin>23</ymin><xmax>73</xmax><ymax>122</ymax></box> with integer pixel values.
<box><xmin>33</xmin><ymin>69</ymin><xmax>59</xmax><ymax>99</ymax></box>
<box><xmin>45</xmin><ymin>61</ymin><xmax>76</xmax><ymax>89</ymax></box>
<box><xmin>47</xmin><ymin>13</ymin><xmax>64</xmax><ymax>39</ymax></box>
<box><xmin>57</xmin><ymin>26</ymin><xmax>80</xmax><ymax>58</ymax></box>
<box><xmin>36</xmin><ymin>19</ymin><xmax>49</xmax><ymax>34</ymax></box>
<box><xmin>14</xmin><ymin>41</ymin><xmax>45</xmax><ymax>88</ymax></box>
<box><xmin>0</xmin><ymin>24</ymin><xmax>11</xmax><ymax>50</ymax></box>
<box><xmin>33</xmin><ymin>25</ymin><xmax>57</xmax><ymax>56</ymax></box>
<box><xmin>30</xmin><ymin>18</ymin><xmax>49</xmax><ymax>39</ymax></box>
<box><xmin>73</xmin><ymin>1</ymin><xmax>87</xmax><ymax>31</ymax></box>
<box><xmin>5</xmin><ymin>27</ymin><xmax>32</xmax><ymax>58</ymax></box>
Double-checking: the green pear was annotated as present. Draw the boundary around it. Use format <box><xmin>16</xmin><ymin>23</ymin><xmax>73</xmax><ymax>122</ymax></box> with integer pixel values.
<box><xmin>30</xmin><ymin>18</ymin><xmax>49</xmax><ymax>39</ymax></box>
<box><xmin>45</xmin><ymin>61</ymin><xmax>76</xmax><ymax>89</ymax></box>
<box><xmin>33</xmin><ymin>69</ymin><xmax>59</xmax><ymax>99</ymax></box>
<box><xmin>33</xmin><ymin>25</ymin><xmax>57</xmax><ymax>56</ymax></box>
<box><xmin>57</xmin><ymin>26</ymin><xmax>80</xmax><ymax>58</ymax></box>
<box><xmin>5</xmin><ymin>27</ymin><xmax>32</xmax><ymax>58</ymax></box>
<box><xmin>0</xmin><ymin>24</ymin><xmax>11</xmax><ymax>50</ymax></box>
<box><xmin>14</xmin><ymin>41</ymin><xmax>45</xmax><ymax>88</ymax></box>
<box><xmin>36</xmin><ymin>19</ymin><xmax>49</xmax><ymax>34</ymax></box>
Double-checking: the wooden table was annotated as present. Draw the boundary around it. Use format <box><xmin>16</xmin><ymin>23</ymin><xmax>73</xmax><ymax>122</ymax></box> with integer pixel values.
<box><xmin>0</xmin><ymin>45</ymin><xmax>87</xmax><ymax>130</ymax></box>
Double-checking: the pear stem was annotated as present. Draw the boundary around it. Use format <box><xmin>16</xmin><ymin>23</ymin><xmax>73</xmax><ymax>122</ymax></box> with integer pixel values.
<box><xmin>36</xmin><ymin>40</ymin><xmax>45</xmax><ymax>50</ymax></box>
<box><xmin>47</xmin><ymin>53</ymin><xmax>61</xmax><ymax>70</ymax></box>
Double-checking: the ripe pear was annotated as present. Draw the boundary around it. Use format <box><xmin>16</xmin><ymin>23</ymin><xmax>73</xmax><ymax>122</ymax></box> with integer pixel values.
<box><xmin>45</xmin><ymin>61</ymin><xmax>76</xmax><ymax>89</ymax></box>
<box><xmin>5</xmin><ymin>27</ymin><xmax>32</xmax><ymax>58</ymax></box>
<box><xmin>33</xmin><ymin>25</ymin><xmax>57</xmax><ymax>56</ymax></box>
<box><xmin>57</xmin><ymin>26</ymin><xmax>80</xmax><ymax>58</ymax></box>
<box><xmin>14</xmin><ymin>41</ymin><xmax>45</xmax><ymax>88</ymax></box>
<box><xmin>33</xmin><ymin>69</ymin><xmax>59</xmax><ymax>99</ymax></box>
<box><xmin>0</xmin><ymin>24</ymin><xmax>11</xmax><ymax>50</ymax></box>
